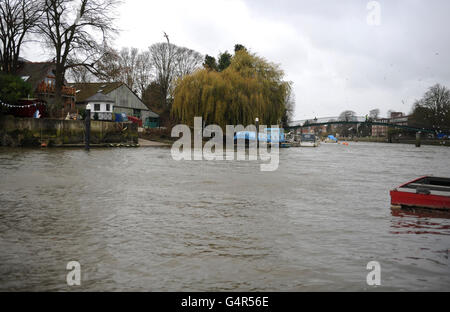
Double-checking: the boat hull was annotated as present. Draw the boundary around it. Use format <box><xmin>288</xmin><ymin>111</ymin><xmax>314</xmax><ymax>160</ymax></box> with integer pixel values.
<box><xmin>300</xmin><ymin>142</ymin><xmax>319</xmax><ymax>147</ymax></box>
<box><xmin>390</xmin><ymin>190</ymin><xmax>450</xmax><ymax>211</ymax></box>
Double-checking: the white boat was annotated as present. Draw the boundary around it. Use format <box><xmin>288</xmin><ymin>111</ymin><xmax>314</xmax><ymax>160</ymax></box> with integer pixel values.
<box><xmin>300</xmin><ymin>134</ymin><xmax>320</xmax><ymax>147</ymax></box>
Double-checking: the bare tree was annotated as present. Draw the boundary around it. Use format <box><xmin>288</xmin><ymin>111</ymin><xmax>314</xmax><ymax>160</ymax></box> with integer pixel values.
<box><xmin>67</xmin><ymin>65</ymin><xmax>94</xmax><ymax>83</ymax></box>
<box><xmin>0</xmin><ymin>0</ymin><xmax>42</xmax><ymax>73</ymax></box>
<box><xmin>149</xmin><ymin>33</ymin><xmax>204</xmax><ymax>109</ymax></box>
<box><xmin>369</xmin><ymin>109</ymin><xmax>380</xmax><ymax>120</ymax></box>
<box><xmin>338</xmin><ymin>110</ymin><xmax>357</xmax><ymax>122</ymax></box>
<box><xmin>38</xmin><ymin>0</ymin><xmax>119</xmax><ymax>112</ymax></box>
<box><xmin>174</xmin><ymin>46</ymin><xmax>203</xmax><ymax>77</ymax></box>
<box><xmin>95</xmin><ymin>44</ymin><xmax>121</xmax><ymax>82</ymax></box>
<box><xmin>119</xmin><ymin>47</ymin><xmax>138</xmax><ymax>91</ymax></box>
<box><xmin>135</xmin><ymin>50</ymin><xmax>152</xmax><ymax>97</ymax></box>
<box><xmin>149</xmin><ymin>34</ymin><xmax>178</xmax><ymax>109</ymax></box>
<box><xmin>337</xmin><ymin>110</ymin><xmax>357</xmax><ymax>137</ymax></box>
<box><xmin>411</xmin><ymin>83</ymin><xmax>450</xmax><ymax>131</ymax></box>
<box><xmin>95</xmin><ymin>46</ymin><xmax>151</xmax><ymax>97</ymax></box>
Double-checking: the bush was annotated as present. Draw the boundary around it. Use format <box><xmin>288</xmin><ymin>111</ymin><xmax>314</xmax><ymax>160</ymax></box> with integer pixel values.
<box><xmin>79</xmin><ymin>108</ymin><xmax>86</xmax><ymax>120</ymax></box>
<box><xmin>0</xmin><ymin>73</ymin><xmax>33</xmax><ymax>105</ymax></box>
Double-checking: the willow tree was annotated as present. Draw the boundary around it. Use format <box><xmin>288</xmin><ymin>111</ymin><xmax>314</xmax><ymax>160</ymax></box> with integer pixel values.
<box><xmin>172</xmin><ymin>49</ymin><xmax>292</xmax><ymax>128</ymax></box>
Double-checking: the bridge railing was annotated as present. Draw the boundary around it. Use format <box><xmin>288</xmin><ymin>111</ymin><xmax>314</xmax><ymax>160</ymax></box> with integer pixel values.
<box><xmin>287</xmin><ymin>116</ymin><xmax>442</xmax><ymax>133</ymax></box>
<box><xmin>288</xmin><ymin>116</ymin><xmax>366</xmax><ymax>128</ymax></box>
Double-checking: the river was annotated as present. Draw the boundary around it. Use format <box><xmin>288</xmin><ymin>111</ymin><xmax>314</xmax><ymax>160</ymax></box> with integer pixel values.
<box><xmin>0</xmin><ymin>142</ymin><xmax>449</xmax><ymax>291</ymax></box>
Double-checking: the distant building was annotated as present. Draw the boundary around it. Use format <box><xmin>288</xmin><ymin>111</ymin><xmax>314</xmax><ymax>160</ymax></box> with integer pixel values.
<box><xmin>15</xmin><ymin>61</ymin><xmax>76</xmax><ymax>111</ymax></box>
<box><xmin>372</xmin><ymin>112</ymin><xmax>409</xmax><ymax>137</ymax></box>
<box><xmin>70</xmin><ymin>82</ymin><xmax>159</xmax><ymax>126</ymax></box>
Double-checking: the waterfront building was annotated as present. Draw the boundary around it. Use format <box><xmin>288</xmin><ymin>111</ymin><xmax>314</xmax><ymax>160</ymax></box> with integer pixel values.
<box><xmin>372</xmin><ymin>112</ymin><xmax>409</xmax><ymax>137</ymax></box>
<box><xmin>85</xmin><ymin>92</ymin><xmax>115</xmax><ymax>121</ymax></box>
<box><xmin>70</xmin><ymin>82</ymin><xmax>159</xmax><ymax>127</ymax></box>
<box><xmin>15</xmin><ymin>61</ymin><xmax>76</xmax><ymax>113</ymax></box>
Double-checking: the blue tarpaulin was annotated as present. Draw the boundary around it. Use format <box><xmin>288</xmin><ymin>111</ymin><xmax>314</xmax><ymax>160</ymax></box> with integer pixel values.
<box><xmin>234</xmin><ymin>131</ymin><xmax>267</xmax><ymax>141</ymax></box>
<box><xmin>234</xmin><ymin>129</ymin><xmax>285</xmax><ymax>143</ymax></box>
<box><xmin>328</xmin><ymin>135</ymin><xmax>338</xmax><ymax>142</ymax></box>
<box><xmin>114</xmin><ymin>113</ymin><xmax>128</xmax><ymax>122</ymax></box>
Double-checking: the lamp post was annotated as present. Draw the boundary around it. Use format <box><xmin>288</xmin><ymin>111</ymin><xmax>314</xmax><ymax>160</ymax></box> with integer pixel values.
<box><xmin>85</xmin><ymin>103</ymin><xmax>91</xmax><ymax>150</ymax></box>
<box><xmin>255</xmin><ymin>117</ymin><xmax>259</xmax><ymax>149</ymax></box>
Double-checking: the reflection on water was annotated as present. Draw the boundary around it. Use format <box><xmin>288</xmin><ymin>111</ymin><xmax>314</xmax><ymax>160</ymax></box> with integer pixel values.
<box><xmin>0</xmin><ymin>142</ymin><xmax>449</xmax><ymax>291</ymax></box>
<box><xmin>391</xmin><ymin>210</ymin><xmax>450</xmax><ymax>235</ymax></box>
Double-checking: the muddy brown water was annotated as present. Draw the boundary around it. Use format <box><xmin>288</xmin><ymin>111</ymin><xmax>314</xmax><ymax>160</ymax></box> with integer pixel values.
<box><xmin>0</xmin><ymin>142</ymin><xmax>449</xmax><ymax>291</ymax></box>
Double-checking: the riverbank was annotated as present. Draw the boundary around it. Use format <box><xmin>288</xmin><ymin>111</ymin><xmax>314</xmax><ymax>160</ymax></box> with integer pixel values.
<box><xmin>0</xmin><ymin>115</ymin><xmax>138</xmax><ymax>147</ymax></box>
<box><xmin>139</xmin><ymin>128</ymin><xmax>177</xmax><ymax>146</ymax></box>
<box><xmin>339</xmin><ymin>136</ymin><xmax>449</xmax><ymax>147</ymax></box>
<box><xmin>138</xmin><ymin>138</ymin><xmax>170</xmax><ymax>147</ymax></box>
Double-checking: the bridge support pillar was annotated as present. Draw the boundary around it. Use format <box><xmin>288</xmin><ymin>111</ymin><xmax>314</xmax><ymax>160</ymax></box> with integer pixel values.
<box><xmin>416</xmin><ymin>132</ymin><xmax>421</xmax><ymax>148</ymax></box>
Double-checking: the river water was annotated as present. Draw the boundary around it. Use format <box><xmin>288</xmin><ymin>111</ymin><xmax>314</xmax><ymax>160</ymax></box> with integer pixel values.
<box><xmin>0</xmin><ymin>142</ymin><xmax>449</xmax><ymax>291</ymax></box>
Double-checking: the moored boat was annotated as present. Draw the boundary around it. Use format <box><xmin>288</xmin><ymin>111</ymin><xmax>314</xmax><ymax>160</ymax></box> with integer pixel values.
<box><xmin>300</xmin><ymin>134</ymin><xmax>320</xmax><ymax>147</ymax></box>
<box><xmin>390</xmin><ymin>176</ymin><xmax>450</xmax><ymax>212</ymax></box>
<box><xmin>323</xmin><ymin>135</ymin><xmax>338</xmax><ymax>143</ymax></box>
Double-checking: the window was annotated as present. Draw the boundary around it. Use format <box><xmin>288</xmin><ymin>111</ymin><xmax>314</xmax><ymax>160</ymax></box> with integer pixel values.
<box><xmin>106</xmin><ymin>104</ymin><xmax>110</xmax><ymax>112</ymax></box>
<box><xmin>94</xmin><ymin>104</ymin><xmax>100</xmax><ymax>111</ymax></box>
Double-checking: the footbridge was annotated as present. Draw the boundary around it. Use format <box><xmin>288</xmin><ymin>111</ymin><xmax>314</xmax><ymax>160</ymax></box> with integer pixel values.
<box><xmin>286</xmin><ymin>116</ymin><xmax>439</xmax><ymax>134</ymax></box>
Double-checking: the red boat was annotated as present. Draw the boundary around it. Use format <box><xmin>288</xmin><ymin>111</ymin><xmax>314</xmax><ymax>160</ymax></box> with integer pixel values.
<box><xmin>390</xmin><ymin>176</ymin><xmax>450</xmax><ymax>212</ymax></box>
<box><xmin>126</xmin><ymin>116</ymin><xmax>143</xmax><ymax>127</ymax></box>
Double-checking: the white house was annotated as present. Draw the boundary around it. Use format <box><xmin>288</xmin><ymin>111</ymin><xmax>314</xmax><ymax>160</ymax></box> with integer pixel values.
<box><xmin>85</xmin><ymin>92</ymin><xmax>115</xmax><ymax>121</ymax></box>
<box><xmin>70</xmin><ymin>82</ymin><xmax>159</xmax><ymax>126</ymax></box>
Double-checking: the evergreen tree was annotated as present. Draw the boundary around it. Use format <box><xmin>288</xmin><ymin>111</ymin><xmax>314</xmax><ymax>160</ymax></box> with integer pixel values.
<box><xmin>217</xmin><ymin>51</ymin><xmax>232</xmax><ymax>72</ymax></box>
<box><xmin>203</xmin><ymin>55</ymin><xmax>218</xmax><ymax>71</ymax></box>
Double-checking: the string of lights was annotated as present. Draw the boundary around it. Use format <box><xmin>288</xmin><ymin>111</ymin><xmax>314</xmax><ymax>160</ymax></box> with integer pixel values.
<box><xmin>0</xmin><ymin>100</ymin><xmax>46</xmax><ymax>108</ymax></box>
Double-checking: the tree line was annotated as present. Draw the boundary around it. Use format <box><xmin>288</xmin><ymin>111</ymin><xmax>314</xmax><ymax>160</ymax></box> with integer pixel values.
<box><xmin>0</xmin><ymin>0</ymin><xmax>206</xmax><ymax>118</ymax></box>
<box><xmin>1</xmin><ymin>0</ymin><xmax>119</xmax><ymax>115</ymax></box>
<box><xmin>71</xmin><ymin>38</ymin><xmax>204</xmax><ymax>114</ymax></box>
<box><xmin>1</xmin><ymin>0</ymin><xmax>295</xmax><ymax>125</ymax></box>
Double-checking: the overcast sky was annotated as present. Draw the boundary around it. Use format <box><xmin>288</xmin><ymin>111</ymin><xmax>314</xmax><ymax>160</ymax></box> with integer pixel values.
<box><xmin>22</xmin><ymin>0</ymin><xmax>450</xmax><ymax>120</ymax></box>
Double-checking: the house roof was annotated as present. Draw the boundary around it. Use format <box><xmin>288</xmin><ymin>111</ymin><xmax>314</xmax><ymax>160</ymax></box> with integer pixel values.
<box><xmin>85</xmin><ymin>92</ymin><xmax>115</xmax><ymax>103</ymax></box>
<box><xmin>70</xmin><ymin>82</ymin><xmax>160</xmax><ymax>118</ymax></box>
<box><xmin>146</xmin><ymin>110</ymin><xmax>160</xmax><ymax>118</ymax></box>
<box><xmin>15</xmin><ymin>62</ymin><xmax>55</xmax><ymax>90</ymax></box>
<box><xmin>69</xmin><ymin>82</ymin><xmax>123</xmax><ymax>103</ymax></box>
